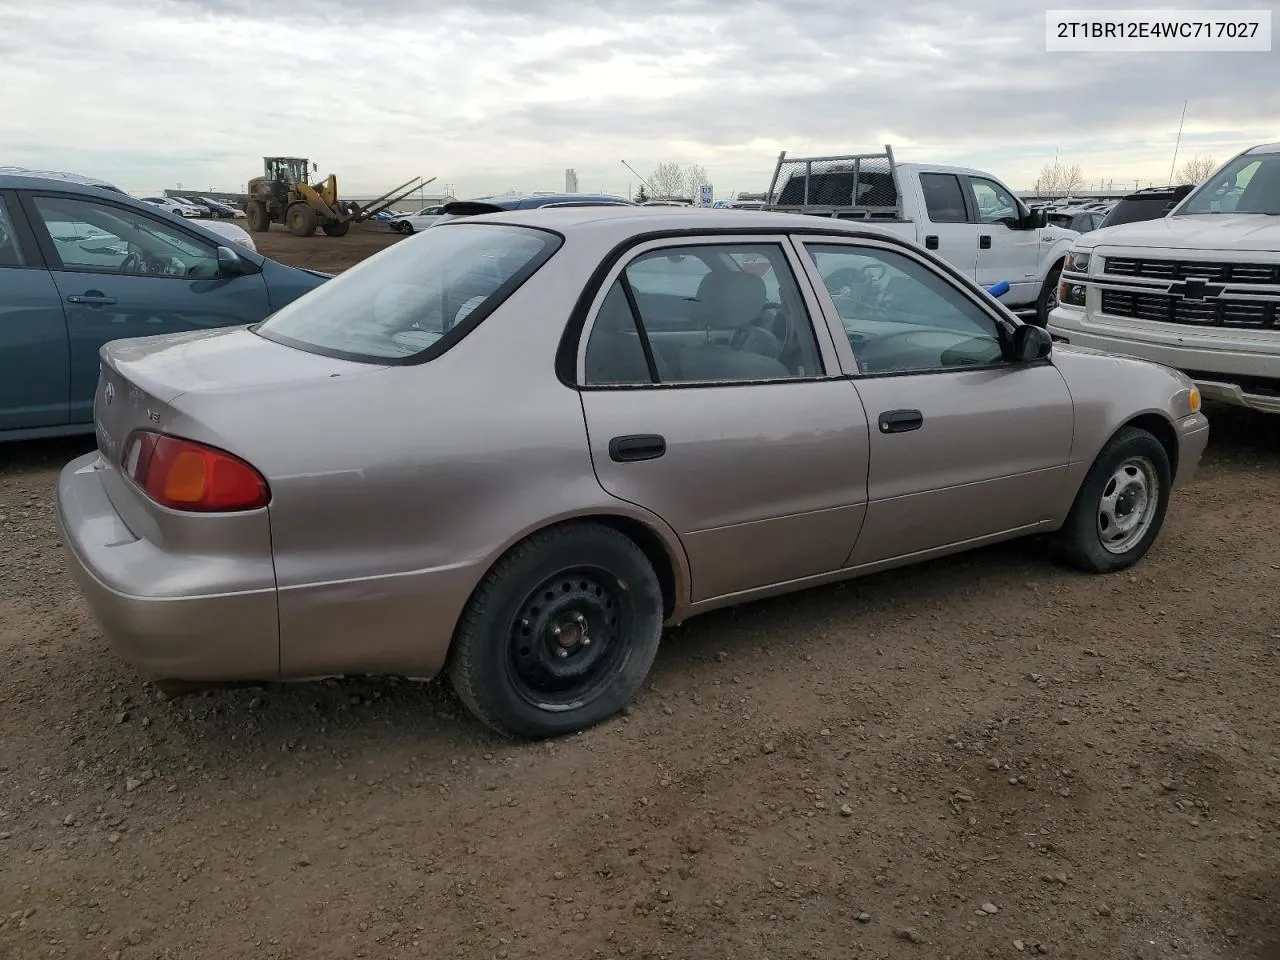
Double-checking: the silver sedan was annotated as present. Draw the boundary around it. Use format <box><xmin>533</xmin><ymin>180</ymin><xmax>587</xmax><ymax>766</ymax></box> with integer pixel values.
<box><xmin>57</xmin><ymin>208</ymin><xmax>1210</xmax><ymax>739</ymax></box>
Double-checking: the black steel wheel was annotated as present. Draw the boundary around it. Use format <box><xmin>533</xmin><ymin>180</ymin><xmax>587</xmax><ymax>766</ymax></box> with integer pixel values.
<box><xmin>505</xmin><ymin>568</ymin><xmax>633</xmax><ymax>710</ymax></box>
<box><xmin>449</xmin><ymin>522</ymin><xmax>664</xmax><ymax>739</ymax></box>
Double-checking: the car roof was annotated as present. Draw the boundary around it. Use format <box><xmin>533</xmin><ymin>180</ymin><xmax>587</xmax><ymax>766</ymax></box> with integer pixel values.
<box><xmin>0</xmin><ymin>167</ymin><xmax>126</xmax><ymax>193</ymax></box>
<box><xmin>466</xmin><ymin>192</ymin><xmax>634</xmax><ymax>209</ymax></box>
<box><xmin>435</xmin><ymin>205</ymin><xmax>925</xmax><ymax>243</ymax></box>
<box><xmin>1245</xmin><ymin>141</ymin><xmax>1280</xmax><ymax>155</ymax></box>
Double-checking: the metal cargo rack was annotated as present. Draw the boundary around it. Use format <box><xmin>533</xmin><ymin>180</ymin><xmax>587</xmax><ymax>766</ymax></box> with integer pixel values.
<box><xmin>764</xmin><ymin>146</ymin><xmax>903</xmax><ymax>220</ymax></box>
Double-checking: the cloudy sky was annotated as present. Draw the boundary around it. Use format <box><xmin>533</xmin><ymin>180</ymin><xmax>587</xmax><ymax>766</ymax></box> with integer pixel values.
<box><xmin>3</xmin><ymin>0</ymin><xmax>1276</xmax><ymax>199</ymax></box>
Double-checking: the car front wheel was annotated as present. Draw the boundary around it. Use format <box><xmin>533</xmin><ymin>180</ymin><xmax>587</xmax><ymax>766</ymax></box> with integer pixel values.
<box><xmin>449</xmin><ymin>522</ymin><xmax>664</xmax><ymax>739</ymax></box>
<box><xmin>1056</xmin><ymin>426</ymin><xmax>1172</xmax><ymax>573</ymax></box>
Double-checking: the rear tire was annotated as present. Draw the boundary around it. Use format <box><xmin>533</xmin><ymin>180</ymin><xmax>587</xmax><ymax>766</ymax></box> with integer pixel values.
<box><xmin>1055</xmin><ymin>426</ymin><xmax>1171</xmax><ymax>573</ymax></box>
<box><xmin>245</xmin><ymin>201</ymin><xmax>271</xmax><ymax>233</ymax></box>
<box><xmin>1034</xmin><ymin>263</ymin><xmax>1063</xmax><ymax>327</ymax></box>
<box><xmin>286</xmin><ymin>202</ymin><xmax>318</xmax><ymax>238</ymax></box>
<box><xmin>321</xmin><ymin>220</ymin><xmax>350</xmax><ymax>237</ymax></box>
<box><xmin>448</xmin><ymin>522</ymin><xmax>664</xmax><ymax>739</ymax></box>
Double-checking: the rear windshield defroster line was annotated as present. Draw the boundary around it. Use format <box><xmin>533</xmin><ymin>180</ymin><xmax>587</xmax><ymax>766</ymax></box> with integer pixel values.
<box><xmin>253</xmin><ymin>223</ymin><xmax>563</xmax><ymax>366</ymax></box>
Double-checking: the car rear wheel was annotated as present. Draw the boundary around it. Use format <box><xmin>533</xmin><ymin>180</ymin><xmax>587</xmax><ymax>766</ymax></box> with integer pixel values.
<box><xmin>1056</xmin><ymin>426</ymin><xmax>1171</xmax><ymax>573</ymax></box>
<box><xmin>449</xmin><ymin>522</ymin><xmax>664</xmax><ymax>739</ymax></box>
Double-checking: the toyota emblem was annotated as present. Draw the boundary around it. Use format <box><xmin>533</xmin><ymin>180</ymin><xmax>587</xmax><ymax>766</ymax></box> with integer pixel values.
<box><xmin>104</xmin><ymin>382</ymin><xmax>115</xmax><ymax>405</ymax></box>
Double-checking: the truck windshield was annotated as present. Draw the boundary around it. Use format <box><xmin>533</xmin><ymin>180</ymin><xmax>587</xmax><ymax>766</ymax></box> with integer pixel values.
<box><xmin>1175</xmin><ymin>153</ymin><xmax>1280</xmax><ymax>216</ymax></box>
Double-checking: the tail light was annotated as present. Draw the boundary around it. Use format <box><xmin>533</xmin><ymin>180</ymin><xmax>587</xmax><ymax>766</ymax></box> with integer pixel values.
<box><xmin>122</xmin><ymin>431</ymin><xmax>269</xmax><ymax>512</ymax></box>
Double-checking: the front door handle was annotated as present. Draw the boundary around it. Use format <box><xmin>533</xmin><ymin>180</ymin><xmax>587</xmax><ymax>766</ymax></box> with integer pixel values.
<box><xmin>609</xmin><ymin>434</ymin><xmax>666</xmax><ymax>462</ymax></box>
<box><xmin>67</xmin><ymin>292</ymin><xmax>118</xmax><ymax>306</ymax></box>
<box><xmin>878</xmin><ymin>409</ymin><xmax>923</xmax><ymax>434</ymax></box>
<box><xmin>978</xmin><ymin>235</ymin><xmax>992</xmax><ymax>249</ymax></box>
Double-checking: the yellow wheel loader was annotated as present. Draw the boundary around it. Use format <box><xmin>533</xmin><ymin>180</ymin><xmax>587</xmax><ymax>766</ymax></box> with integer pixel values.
<box><xmin>244</xmin><ymin>157</ymin><xmax>433</xmax><ymax>237</ymax></box>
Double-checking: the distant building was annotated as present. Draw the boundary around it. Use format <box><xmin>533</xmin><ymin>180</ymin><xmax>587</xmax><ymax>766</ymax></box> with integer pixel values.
<box><xmin>565</xmin><ymin>168</ymin><xmax>579</xmax><ymax>193</ymax></box>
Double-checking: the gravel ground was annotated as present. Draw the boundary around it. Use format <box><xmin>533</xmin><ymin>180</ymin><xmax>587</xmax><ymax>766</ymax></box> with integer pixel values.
<box><xmin>2</xmin><ymin>232</ymin><xmax>1278</xmax><ymax>960</ymax></box>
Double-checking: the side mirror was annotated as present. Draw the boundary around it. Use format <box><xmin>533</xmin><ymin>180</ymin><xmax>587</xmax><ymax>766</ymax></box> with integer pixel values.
<box><xmin>1026</xmin><ymin>207</ymin><xmax>1049</xmax><ymax>229</ymax></box>
<box><xmin>216</xmin><ymin>245</ymin><xmax>245</xmax><ymax>276</ymax></box>
<box><xmin>1012</xmin><ymin>323</ymin><xmax>1052</xmax><ymax>362</ymax></box>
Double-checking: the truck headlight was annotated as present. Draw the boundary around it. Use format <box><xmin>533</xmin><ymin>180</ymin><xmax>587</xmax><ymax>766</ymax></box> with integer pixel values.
<box><xmin>1065</xmin><ymin>250</ymin><xmax>1091</xmax><ymax>273</ymax></box>
<box><xmin>1058</xmin><ymin>280</ymin><xmax>1087</xmax><ymax>307</ymax></box>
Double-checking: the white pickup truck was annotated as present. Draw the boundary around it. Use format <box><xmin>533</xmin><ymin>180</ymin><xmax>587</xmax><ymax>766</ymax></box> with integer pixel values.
<box><xmin>1048</xmin><ymin>141</ymin><xmax>1280</xmax><ymax>413</ymax></box>
<box><xmin>764</xmin><ymin>146</ymin><xmax>1079</xmax><ymax>323</ymax></box>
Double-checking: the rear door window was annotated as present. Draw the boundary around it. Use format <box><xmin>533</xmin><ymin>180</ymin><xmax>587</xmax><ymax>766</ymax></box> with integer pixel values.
<box><xmin>919</xmin><ymin>173</ymin><xmax>968</xmax><ymax>223</ymax></box>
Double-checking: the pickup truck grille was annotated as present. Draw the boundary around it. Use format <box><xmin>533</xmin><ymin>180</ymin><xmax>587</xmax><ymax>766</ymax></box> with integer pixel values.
<box><xmin>1100</xmin><ymin>289</ymin><xmax>1279</xmax><ymax>329</ymax></box>
<box><xmin>1105</xmin><ymin>257</ymin><xmax>1280</xmax><ymax>285</ymax></box>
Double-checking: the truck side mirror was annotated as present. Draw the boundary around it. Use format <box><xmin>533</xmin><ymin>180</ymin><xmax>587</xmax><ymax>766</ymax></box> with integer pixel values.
<box><xmin>1026</xmin><ymin>207</ymin><xmax>1049</xmax><ymax>229</ymax></box>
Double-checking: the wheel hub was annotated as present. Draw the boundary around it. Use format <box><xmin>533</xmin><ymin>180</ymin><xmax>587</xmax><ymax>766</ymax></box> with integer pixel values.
<box><xmin>1097</xmin><ymin>457</ymin><xmax>1158</xmax><ymax>555</ymax></box>
<box><xmin>508</xmin><ymin>573</ymin><xmax>626</xmax><ymax>704</ymax></box>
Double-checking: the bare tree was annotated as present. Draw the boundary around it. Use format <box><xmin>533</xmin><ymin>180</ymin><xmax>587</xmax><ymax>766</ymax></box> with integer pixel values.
<box><xmin>1034</xmin><ymin>159</ymin><xmax>1085</xmax><ymax>197</ymax></box>
<box><xmin>646</xmin><ymin>161</ymin><xmax>711</xmax><ymax>201</ymax></box>
<box><xmin>1178</xmin><ymin>155</ymin><xmax>1217</xmax><ymax>183</ymax></box>
<box><xmin>683</xmin><ymin>163</ymin><xmax>709</xmax><ymax>201</ymax></box>
<box><xmin>648</xmin><ymin>161</ymin><xmax>687</xmax><ymax>199</ymax></box>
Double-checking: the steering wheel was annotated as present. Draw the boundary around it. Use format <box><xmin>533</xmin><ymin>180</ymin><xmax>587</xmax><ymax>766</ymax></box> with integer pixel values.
<box><xmin>729</xmin><ymin>322</ymin><xmax>783</xmax><ymax>358</ymax></box>
<box><xmin>120</xmin><ymin>251</ymin><xmax>147</xmax><ymax>274</ymax></box>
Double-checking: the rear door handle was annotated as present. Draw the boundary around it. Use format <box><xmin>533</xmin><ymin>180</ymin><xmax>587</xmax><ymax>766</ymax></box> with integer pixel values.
<box><xmin>878</xmin><ymin>409</ymin><xmax>923</xmax><ymax>434</ymax></box>
<box><xmin>67</xmin><ymin>293</ymin><xmax>118</xmax><ymax>306</ymax></box>
<box><xmin>609</xmin><ymin>434</ymin><xmax>666</xmax><ymax>462</ymax></box>
<box><xmin>979</xmin><ymin>235</ymin><xmax>992</xmax><ymax>249</ymax></box>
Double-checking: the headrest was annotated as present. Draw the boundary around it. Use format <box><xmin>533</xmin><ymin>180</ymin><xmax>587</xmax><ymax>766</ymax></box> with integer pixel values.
<box><xmin>695</xmin><ymin>270</ymin><xmax>767</xmax><ymax>328</ymax></box>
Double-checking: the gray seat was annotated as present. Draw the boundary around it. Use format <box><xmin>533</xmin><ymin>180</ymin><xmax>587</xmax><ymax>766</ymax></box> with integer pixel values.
<box><xmin>679</xmin><ymin>272</ymin><xmax>791</xmax><ymax>382</ymax></box>
<box><xmin>584</xmin><ymin>283</ymin><xmax>674</xmax><ymax>383</ymax></box>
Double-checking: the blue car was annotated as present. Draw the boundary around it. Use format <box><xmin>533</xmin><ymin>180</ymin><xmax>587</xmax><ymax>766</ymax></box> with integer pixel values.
<box><xmin>430</xmin><ymin>192</ymin><xmax>635</xmax><ymax>226</ymax></box>
<box><xmin>0</xmin><ymin>172</ymin><xmax>329</xmax><ymax>442</ymax></box>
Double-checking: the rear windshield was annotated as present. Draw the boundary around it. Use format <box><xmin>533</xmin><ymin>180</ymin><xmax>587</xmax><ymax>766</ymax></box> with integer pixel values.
<box><xmin>254</xmin><ymin>223</ymin><xmax>560</xmax><ymax>363</ymax></box>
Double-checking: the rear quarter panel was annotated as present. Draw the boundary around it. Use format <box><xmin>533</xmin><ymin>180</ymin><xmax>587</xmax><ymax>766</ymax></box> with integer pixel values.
<box><xmin>169</xmin><ymin>233</ymin><xmax>690</xmax><ymax>680</ymax></box>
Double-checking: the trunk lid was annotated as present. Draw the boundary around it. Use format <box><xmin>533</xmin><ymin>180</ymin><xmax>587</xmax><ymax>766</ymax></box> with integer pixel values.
<box><xmin>94</xmin><ymin>326</ymin><xmax>383</xmax><ymax>467</ymax></box>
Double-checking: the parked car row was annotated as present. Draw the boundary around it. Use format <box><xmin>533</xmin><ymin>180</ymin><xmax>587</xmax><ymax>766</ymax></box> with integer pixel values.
<box><xmin>139</xmin><ymin>195</ymin><xmax>246</xmax><ymax>220</ymax></box>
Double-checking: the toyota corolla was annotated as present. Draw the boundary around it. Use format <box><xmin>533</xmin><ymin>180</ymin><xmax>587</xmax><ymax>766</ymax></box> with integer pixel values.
<box><xmin>56</xmin><ymin>208</ymin><xmax>1210</xmax><ymax>739</ymax></box>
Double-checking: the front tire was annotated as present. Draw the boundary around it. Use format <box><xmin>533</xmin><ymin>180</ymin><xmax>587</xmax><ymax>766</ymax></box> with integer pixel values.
<box><xmin>245</xmin><ymin>201</ymin><xmax>271</xmax><ymax>233</ymax></box>
<box><xmin>1056</xmin><ymin>426</ymin><xmax>1171</xmax><ymax>573</ymax></box>
<box><xmin>1035</xmin><ymin>263</ymin><xmax>1063</xmax><ymax>327</ymax></box>
<box><xmin>286</xmin><ymin>202</ymin><xmax>318</xmax><ymax>237</ymax></box>
<box><xmin>449</xmin><ymin>522</ymin><xmax>664</xmax><ymax>739</ymax></box>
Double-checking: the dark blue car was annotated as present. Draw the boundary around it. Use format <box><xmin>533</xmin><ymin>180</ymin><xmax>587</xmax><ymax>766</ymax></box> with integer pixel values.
<box><xmin>0</xmin><ymin>172</ymin><xmax>328</xmax><ymax>441</ymax></box>
<box><xmin>430</xmin><ymin>192</ymin><xmax>635</xmax><ymax>226</ymax></box>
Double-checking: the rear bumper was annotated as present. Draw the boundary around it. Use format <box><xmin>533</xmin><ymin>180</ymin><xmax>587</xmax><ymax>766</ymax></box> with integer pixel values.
<box><xmin>55</xmin><ymin>452</ymin><xmax>279</xmax><ymax>681</ymax></box>
<box><xmin>1048</xmin><ymin>306</ymin><xmax>1280</xmax><ymax>414</ymax></box>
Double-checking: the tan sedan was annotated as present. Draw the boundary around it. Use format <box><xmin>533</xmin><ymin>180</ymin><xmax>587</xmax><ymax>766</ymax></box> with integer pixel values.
<box><xmin>56</xmin><ymin>208</ymin><xmax>1210</xmax><ymax>739</ymax></box>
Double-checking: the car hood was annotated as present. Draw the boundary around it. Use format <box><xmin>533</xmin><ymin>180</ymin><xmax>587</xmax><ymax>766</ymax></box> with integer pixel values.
<box><xmin>1075</xmin><ymin>214</ymin><xmax>1280</xmax><ymax>253</ymax></box>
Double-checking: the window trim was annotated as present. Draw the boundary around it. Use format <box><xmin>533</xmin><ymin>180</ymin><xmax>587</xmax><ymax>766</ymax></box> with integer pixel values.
<box><xmin>918</xmin><ymin>172</ymin><xmax>971</xmax><ymax>225</ymax></box>
<box><xmin>19</xmin><ymin>189</ymin><xmax>223</xmax><ymax>279</ymax></box>
<box><xmin>572</xmin><ymin>233</ymin><xmax>844</xmax><ymax>390</ymax></box>
<box><xmin>964</xmin><ymin>175</ymin><xmax>1022</xmax><ymax>227</ymax></box>
<box><xmin>793</xmin><ymin>236</ymin><xmax>1024</xmax><ymax>379</ymax></box>
<box><xmin>0</xmin><ymin>189</ymin><xmax>45</xmax><ymax>270</ymax></box>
